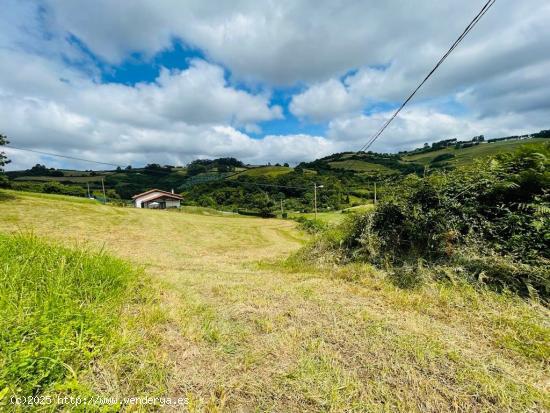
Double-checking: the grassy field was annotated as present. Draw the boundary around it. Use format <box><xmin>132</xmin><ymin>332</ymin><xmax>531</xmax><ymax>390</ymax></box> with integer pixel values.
<box><xmin>328</xmin><ymin>160</ymin><xmax>396</xmax><ymax>174</ymax></box>
<box><xmin>402</xmin><ymin>138</ymin><xmax>547</xmax><ymax>166</ymax></box>
<box><xmin>227</xmin><ymin>165</ymin><xmax>294</xmax><ymax>179</ymax></box>
<box><xmin>0</xmin><ymin>231</ymin><xmax>168</xmax><ymax>411</ymax></box>
<box><xmin>0</xmin><ymin>190</ymin><xmax>548</xmax><ymax>412</ymax></box>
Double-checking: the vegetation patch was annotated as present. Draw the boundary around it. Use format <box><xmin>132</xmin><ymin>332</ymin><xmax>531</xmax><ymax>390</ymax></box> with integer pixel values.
<box><xmin>301</xmin><ymin>142</ymin><xmax>550</xmax><ymax>300</ymax></box>
<box><xmin>0</xmin><ymin>233</ymin><xmax>152</xmax><ymax>405</ymax></box>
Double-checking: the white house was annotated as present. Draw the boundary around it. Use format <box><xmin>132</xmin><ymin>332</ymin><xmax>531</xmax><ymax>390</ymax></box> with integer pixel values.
<box><xmin>132</xmin><ymin>189</ymin><xmax>183</xmax><ymax>209</ymax></box>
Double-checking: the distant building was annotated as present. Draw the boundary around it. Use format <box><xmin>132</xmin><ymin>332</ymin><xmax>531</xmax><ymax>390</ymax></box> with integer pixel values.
<box><xmin>132</xmin><ymin>189</ymin><xmax>182</xmax><ymax>209</ymax></box>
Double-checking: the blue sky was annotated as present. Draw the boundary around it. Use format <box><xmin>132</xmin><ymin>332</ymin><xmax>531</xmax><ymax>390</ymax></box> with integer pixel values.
<box><xmin>97</xmin><ymin>40</ymin><xmax>330</xmax><ymax>140</ymax></box>
<box><xmin>1</xmin><ymin>0</ymin><xmax>549</xmax><ymax>170</ymax></box>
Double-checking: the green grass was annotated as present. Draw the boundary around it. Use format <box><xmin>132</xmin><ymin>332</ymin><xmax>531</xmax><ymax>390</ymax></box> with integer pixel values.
<box><xmin>2</xmin><ymin>190</ymin><xmax>97</xmax><ymax>204</ymax></box>
<box><xmin>402</xmin><ymin>138</ymin><xmax>547</xmax><ymax>166</ymax></box>
<box><xmin>328</xmin><ymin>160</ymin><xmax>395</xmax><ymax>174</ymax></box>
<box><xmin>1</xmin><ymin>190</ymin><xmax>548</xmax><ymax>411</ymax></box>
<box><xmin>228</xmin><ymin>165</ymin><xmax>293</xmax><ymax>179</ymax></box>
<box><xmin>342</xmin><ymin>203</ymin><xmax>375</xmax><ymax>213</ymax></box>
<box><xmin>0</xmin><ymin>234</ymin><xmax>137</xmax><ymax>398</ymax></box>
<box><xmin>0</xmin><ymin>230</ymin><xmax>170</xmax><ymax>411</ymax></box>
<box><xmin>289</xmin><ymin>211</ymin><xmax>346</xmax><ymax>225</ymax></box>
<box><xmin>180</xmin><ymin>205</ymin><xmax>239</xmax><ymax>216</ymax></box>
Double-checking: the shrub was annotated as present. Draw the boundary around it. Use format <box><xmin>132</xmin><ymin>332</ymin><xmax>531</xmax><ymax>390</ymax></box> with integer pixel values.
<box><xmin>0</xmin><ymin>174</ymin><xmax>9</xmax><ymax>188</ymax></box>
<box><xmin>430</xmin><ymin>153</ymin><xmax>455</xmax><ymax>163</ymax></box>
<box><xmin>306</xmin><ymin>142</ymin><xmax>550</xmax><ymax>299</ymax></box>
<box><xmin>294</xmin><ymin>216</ymin><xmax>328</xmax><ymax>233</ymax></box>
<box><xmin>237</xmin><ymin>209</ymin><xmax>276</xmax><ymax>218</ymax></box>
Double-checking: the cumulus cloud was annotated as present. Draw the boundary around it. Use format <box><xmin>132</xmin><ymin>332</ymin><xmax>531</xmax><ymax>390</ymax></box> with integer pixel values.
<box><xmin>290</xmin><ymin>79</ymin><xmax>363</xmax><ymax>122</ymax></box>
<box><xmin>75</xmin><ymin>60</ymin><xmax>282</xmax><ymax>128</ymax></box>
<box><xmin>1</xmin><ymin>0</ymin><xmax>549</xmax><ymax>169</ymax></box>
<box><xmin>1</xmin><ymin>92</ymin><xmax>331</xmax><ymax>168</ymax></box>
<box><xmin>289</xmin><ymin>0</ymin><xmax>550</xmax><ymax>122</ymax></box>
<box><xmin>37</xmin><ymin>0</ymin><xmax>549</xmax><ymax>86</ymax></box>
<box><xmin>327</xmin><ymin>107</ymin><xmax>550</xmax><ymax>153</ymax></box>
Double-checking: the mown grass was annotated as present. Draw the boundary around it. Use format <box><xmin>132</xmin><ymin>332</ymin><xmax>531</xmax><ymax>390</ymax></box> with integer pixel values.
<box><xmin>180</xmin><ymin>205</ymin><xmax>239</xmax><ymax>216</ymax></box>
<box><xmin>1</xmin><ymin>190</ymin><xmax>549</xmax><ymax>412</ymax></box>
<box><xmin>0</xmin><ymin>232</ymin><xmax>168</xmax><ymax>411</ymax></box>
<box><xmin>2</xmin><ymin>190</ymin><xmax>98</xmax><ymax>204</ymax></box>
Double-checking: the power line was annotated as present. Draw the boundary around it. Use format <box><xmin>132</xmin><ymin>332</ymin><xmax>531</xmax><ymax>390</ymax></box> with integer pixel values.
<box><xmin>357</xmin><ymin>0</ymin><xmax>496</xmax><ymax>153</ymax></box>
<box><xmin>5</xmin><ymin>145</ymin><xmax>121</xmax><ymax>168</ymax></box>
<box><xmin>6</xmin><ymin>144</ymin><xmax>314</xmax><ymax>189</ymax></box>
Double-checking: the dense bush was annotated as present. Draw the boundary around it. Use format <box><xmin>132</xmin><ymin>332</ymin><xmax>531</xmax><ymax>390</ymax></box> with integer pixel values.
<box><xmin>8</xmin><ymin>181</ymin><xmax>88</xmax><ymax>197</ymax></box>
<box><xmin>237</xmin><ymin>209</ymin><xmax>276</xmax><ymax>218</ymax></box>
<box><xmin>294</xmin><ymin>216</ymin><xmax>328</xmax><ymax>233</ymax></box>
<box><xmin>308</xmin><ymin>142</ymin><xmax>550</xmax><ymax>299</ymax></box>
<box><xmin>431</xmin><ymin>153</ymin><xmax>455</xmax><ymax>163</ymax></box>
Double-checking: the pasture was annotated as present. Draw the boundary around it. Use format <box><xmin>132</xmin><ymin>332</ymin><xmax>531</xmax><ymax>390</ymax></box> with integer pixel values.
<box><xmin>0</xmin><ymin>190</ymin><xmax>548</xmax><ymax>412</ymax></box>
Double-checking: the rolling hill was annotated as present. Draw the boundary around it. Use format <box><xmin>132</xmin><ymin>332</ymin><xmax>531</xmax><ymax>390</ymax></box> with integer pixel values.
<box><xmin>4</xmin><ymin>132</ymin><xmax>548</xmax><ymax>213</ymax></box>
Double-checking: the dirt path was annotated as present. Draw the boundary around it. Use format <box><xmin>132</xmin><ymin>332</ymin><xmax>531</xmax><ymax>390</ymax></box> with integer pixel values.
<box><xmin>0</xmin><ymin>191</ymin><xmax>548</xmax><ymax>412</ymax></box>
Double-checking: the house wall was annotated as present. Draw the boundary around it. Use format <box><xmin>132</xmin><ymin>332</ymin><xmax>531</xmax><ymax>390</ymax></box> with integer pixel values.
<box><xmin>165</xmin><ymin>199</ymin><xmax>180</xmax><ymax>208</ymax></box>
<box><xmin>133</xmin><ymin>192</ymin><xmax>181</xmax><ymax>208</ymax></box>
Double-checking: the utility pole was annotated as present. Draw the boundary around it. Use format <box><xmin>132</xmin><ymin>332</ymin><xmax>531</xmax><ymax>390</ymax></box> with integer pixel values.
<box><xmin>86</xmin><ymin>182</ymin><xmax>90</xmax><ymax>198</ymax></box>
<box><xmin>280</xmin><ymin>198</ymin><xmax>284</xmax><ymax>216</ymax></box>
<box><xmin>374</xmin><ymin>182</ymin><xmax>377</xmax><ymax>204</ymax></box>
<box><xmin>101</xmin><ymin>177</ymin><xmax>107</xmax><ymax>204</ymax></box>
<box><xmin>313</xmin><ymin>183</ymin><xmax>324</xmax><ymax>219</ymax></box>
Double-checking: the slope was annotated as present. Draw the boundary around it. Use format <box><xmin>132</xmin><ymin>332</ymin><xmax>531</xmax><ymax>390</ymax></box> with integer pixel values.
<box><xmin>0</xmin><ymin>189</ymin><xmax>547</xmax><ymax>412</ymax></box>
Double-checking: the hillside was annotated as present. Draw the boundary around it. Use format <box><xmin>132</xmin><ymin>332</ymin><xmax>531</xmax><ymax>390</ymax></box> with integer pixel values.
<box><xmin>301</xmin><ymin>136</ymin><xmax>549</xmax><ymax>176</ymax></box>
<box><xmin>401</xmin><ymin>137</ymin><xmax>549</xmax><ymax>166</ymax></box>
<box><xmin>4</xmin><ymin>132</ymin><xmax>548</xmax><ymax>214</ymax></box>
<box><xmin>0</xmin><ymin>189</ymin><xmax>547</xmax><ymax>411</ymax></box>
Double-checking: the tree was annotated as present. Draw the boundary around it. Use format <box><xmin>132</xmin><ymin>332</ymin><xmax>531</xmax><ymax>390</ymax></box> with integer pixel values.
<box><xmin>187</xmin><ymin>162</ymin><xmax>208</xmax><ymax>176</ymax></box>
<box><xmin>0</xmin><ymin>134</ymin><xmax>10</xmax><ymax>171</ymax></box>
<box><xmin>0</xmin><ymin>134</ymin><xmax>9</xmax><ymax>187</ymax></box>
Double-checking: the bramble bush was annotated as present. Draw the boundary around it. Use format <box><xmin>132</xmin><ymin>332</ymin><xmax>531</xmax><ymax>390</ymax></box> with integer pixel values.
<box><xmin>307</xmin><ymin>142</ymin><xmax>550</xmax><ymax>299</ymax></box>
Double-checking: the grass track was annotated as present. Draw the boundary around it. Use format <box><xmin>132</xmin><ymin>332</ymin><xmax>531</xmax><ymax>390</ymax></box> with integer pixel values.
<box><xmin>0</xmin><ymin>190</ymin><xmax>548</xmax><ymax>412</ymax></box>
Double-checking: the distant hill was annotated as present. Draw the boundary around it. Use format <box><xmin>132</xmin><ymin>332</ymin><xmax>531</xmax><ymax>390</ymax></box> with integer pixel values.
<box><xmin>299</xmin><ymin>134</ymin><xmax>549</xmax><ymax>177</ymax></box>
<box><xmin>4</xmin><ymin>130</ymin><xmax>548</xmax><ymax>213</ymax></box>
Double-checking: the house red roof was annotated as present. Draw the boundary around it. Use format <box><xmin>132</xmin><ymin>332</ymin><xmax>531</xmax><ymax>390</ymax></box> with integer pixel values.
<box><xmin>132</xmin><ymin>189</ymin><xmax>183</xmax><ymax>200</ymax></box>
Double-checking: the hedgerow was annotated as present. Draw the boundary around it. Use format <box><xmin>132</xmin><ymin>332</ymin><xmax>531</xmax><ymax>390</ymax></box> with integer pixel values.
<box><xmin>304</xmin><ymin>142</ymin><xmax>550</xmax><ymax>299</ymax></box>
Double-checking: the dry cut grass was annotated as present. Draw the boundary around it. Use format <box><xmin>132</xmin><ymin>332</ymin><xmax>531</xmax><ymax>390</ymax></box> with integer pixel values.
<box><xmin>0</xmin><ymin>189</ymin><xmax>548</xmax><ymax>412</ymax></box>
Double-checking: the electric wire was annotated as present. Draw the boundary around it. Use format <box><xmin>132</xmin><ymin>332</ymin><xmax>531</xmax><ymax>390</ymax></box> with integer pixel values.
<box><xmin>357</xmin><ymin>0</ymin><xmax>496</xmax><ymax>154</ymax></box>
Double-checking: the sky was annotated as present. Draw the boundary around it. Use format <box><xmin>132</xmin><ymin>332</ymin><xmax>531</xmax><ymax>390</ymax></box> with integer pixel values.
<box><xmin>1</xmin><ymin>0</ymin><xmax>549</xmax><ymax>170</ymax></box>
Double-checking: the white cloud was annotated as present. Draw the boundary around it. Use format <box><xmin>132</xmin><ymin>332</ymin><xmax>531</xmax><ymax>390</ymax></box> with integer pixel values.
<box><xmin>290</xmin><ymin>79</ymin><xmax>362</xmax><ymax>122</ymax></box>
<box><xmin>0</xmin><ymin>86</ymin><xmax>327</xmax><ymax>168</ymax></box>
<box><xmin>1</xmin><ymin>0</ymin><xmax>549</xmax><ymax>169</ymax></box>
<box><xmin>35</xmin><ymin>0</ymin><xmax>549</xmax><ymax>87</ymax></box>
<box><xmin>327</xmin><ymin>107</ymin><xmax>550</xmax><ymax>153</ymax></box>
<box><xmin>74</xmin><ymin>60</ymin><xmax>282</xmax><ymax>128</ymax></box>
